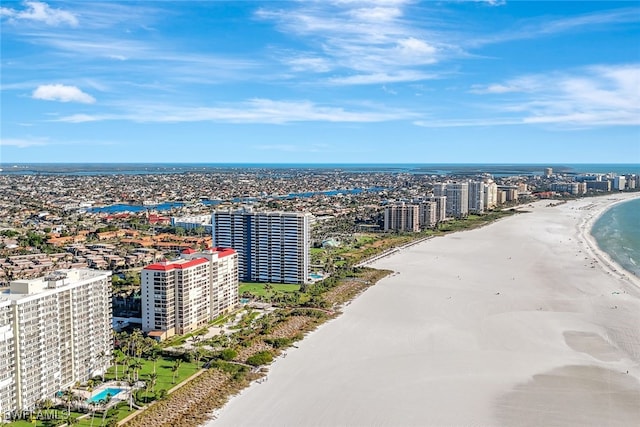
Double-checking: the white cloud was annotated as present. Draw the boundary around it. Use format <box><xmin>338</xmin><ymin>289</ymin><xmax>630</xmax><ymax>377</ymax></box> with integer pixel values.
<box><xmin>256</xmin><ymin>1</ymin><xmax>450</xmax><ymax>85</ymax></box>
<box><xmin>480</xmin><ymin>0</ymin><xmax>506</xmax><ymax>6</ymax></box>
<box><xmin>471</xmin><ymin>7</ymin><xmax>639</xmax><ymax>48</ymax></box>
<box><xmin>55</xmin><ymin>98</ymin><xmax>415</xmax><ymax>124</ymax></box>
<box><xmin>397</xmin><ymin>37</ymin><xmax>437</xmax><ymax>56</ymax></box>
<box><xmin>348</xmin><ymin>7</ymin><xmax>403</xmax><ymax>22</ymax></box>
<box><xmin>0</xmin><ymin>1</ymin><xmax>78</xmax><ymax>26</ymax></box>
<box><xmin>469</xmin><ymin>84</ymin><xmax>514</xmax><ymax>94</ymax></box>
<box><xmin>32</xmin><ymin>84</ymin><xmax>96</xmax><ymax>103</ymax></box>
<box><xmin>382</xmin><ymin>85</ymin><xmax>397</xmax><ymax>95</ymax></box>
<box><xmin>464</xmin><ymin>64</ymin><xmax>640</xmax><ymax>127</ymax></box>
<box><xmin>328</xmin><ymin>71</ymin><xmax>436</xmax><ymax>85</ymax></box>
<box><xmin>0</xmin><ymin>137</ymin><xmax>49</xmax><ymax>147</ymax></box>
<box><xmin>56</xmin><ymin>113</ymin><xmax>100</xmax><ymax>123</ymax></box>
<box><xmin>286</xmin><ymin>56</ymin><xmax>333</xmax><ymax>73</ymax></box>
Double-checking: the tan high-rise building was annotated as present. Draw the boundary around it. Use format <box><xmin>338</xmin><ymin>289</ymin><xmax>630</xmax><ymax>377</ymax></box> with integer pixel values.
<box><xmin>483</xmin><ymin>181</ymin><xmax>498</xmax><ymax>209</ymax></box>
<box><xmin>0</xmin><ymin>269</ymin><xmax>112</xmax><ymax>413</ymax></box>
<box><xmin>427</xmin><ymin>195</ymin><xmax>447</xmax><ymax>222</ymax></box>
<box><xmin>384</xmin><ymin>203</ymin><xmax>420</xmax><ymax>232</ymax></box>
<box><xmin>419</xmin><ymin>201</ymin><xmax>438</xmax><ymax>228</ymax></box>
<box><xmin>497</xmin><ymin>186</ymin><xmax>519</xmax><ymax>202</ymax></box>
<box><xmin>141</xmin><ymin>248</ymin><xmax>238</xmax><ymax>340</ymax></box>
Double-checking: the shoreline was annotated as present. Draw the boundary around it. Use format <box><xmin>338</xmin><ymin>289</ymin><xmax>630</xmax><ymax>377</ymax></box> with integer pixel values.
<box><xmin>578</xmin><ymin>193</ymin><xmax>640</xmax><ymax>286</ymax></box>
<box><xmin>208</xmin><ymin>194</ymin><xmax>640</xmax><ymax>427</ymax></box>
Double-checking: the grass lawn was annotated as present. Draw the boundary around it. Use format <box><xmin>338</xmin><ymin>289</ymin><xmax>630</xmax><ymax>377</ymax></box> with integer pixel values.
<box><xmin>74</xmin><ymin>403</ymin><xmax>134</xmax><ymax>426</ymax></box>
<box><xmin>355</xmin><ymin>235</ymin><xmax>376</xmax><ymax>245</ymax></box>
<box><xmin>106</xmin><ymin>356</ymin><xmax>200</xmax><ymax>395</ymax></box>
<box><xmin>239</xmin><ymin>282</ymin><xmax>300</xmax><ymax>297</ymax></box>
<box><xmin>6</xmin><ymin>411</ymin><xmax>85</xmax><ymax>427</ymax></box>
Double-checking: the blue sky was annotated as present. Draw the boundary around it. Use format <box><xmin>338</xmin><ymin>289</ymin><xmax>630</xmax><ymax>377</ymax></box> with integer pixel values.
<box><xmin>1</xmin><ymin>0</ymin><xmax>639</xmax><ymax>164</ymax></box>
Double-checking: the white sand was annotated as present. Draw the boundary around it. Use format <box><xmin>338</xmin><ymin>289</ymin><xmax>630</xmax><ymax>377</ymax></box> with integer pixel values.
<box><xmin>209</xmin><ymin>194</ymin><xmax>640</xmax><ymax>427</ymax></box>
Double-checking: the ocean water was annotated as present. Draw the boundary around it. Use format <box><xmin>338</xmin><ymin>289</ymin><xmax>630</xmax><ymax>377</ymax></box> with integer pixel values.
<box><xmin>2</xmin><ymin>163</ymin><xmax>639</xmax><ymax>176</ymax></box>
<box><xmin>591</xmin><ymin>197</ymin><xmax>640</xmax><ymax>277</ymax></box>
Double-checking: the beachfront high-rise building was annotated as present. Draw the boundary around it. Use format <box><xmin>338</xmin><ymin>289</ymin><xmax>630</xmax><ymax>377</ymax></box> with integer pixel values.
<box><xmin>613</xmin><ymin>176</ymin><xmax>626</xmax><ymax>191</ymax></box>
<box><xmin>142</xmin><ymin>257</ymin><xmax>209</xmax><ymax>337</ymax></box>
<box><xmin>141</xmin><ymin>247</ymin><xmax>238</xmax><ymax>340</ymax></box>
<box><xmin>497</xmin><ymin>185</ymin><xmax>519</xmax><ymax>202</ymax></box>
<box><xmin>586</xmin><ymin>180</ymin><xmax>611</xmax><ymax>192</ymax></box>
<box><xmin>384</xmin><ymin>203</ymin><xmax>420</xmax><ymax>232</ymax></box>
<box><xmin>446</xmin><ymin>182</ymin><xmax>469</xmax><ymax>218</ymax></box>
<box><xmin>211</xmin><ymin>208</ymin><xmax>312</xmax><ymax>284</ymax></box>
<box><xmin>427</xmin><ymin>195</ymin><xmax>447</xmax><ymax>222</ymax></box>
<box><xmin>550</xmin><ymin>182</ymin><xmax>587</xmax><ymax>195</ymax></box>
<box><xmin>0</xmin><ymin>269</ymin><xmax>112</xmax><ymax>413</ymax></box>
<box><xmin>419</xmin><ymin>201</ymin><xmax>438</xmax><ymax>228</ymax></box>
<box><xmin>544</xmin><ymin>167</ymin><xmax>553</xmax><ymax>178</ymax></box>
<box><xmin>432</xmin><ymin>183</ymin><xmax>447</xmax><ymax>198</ymax></box>
<box><xmin>483</xmin><ymin>181</ymin><xmax>498</xmax><ymax>210</ymax></box>
<box><xmin>181</xmin><ymin>248</ymin><xmax>239</xmax><ymax>318</ymax></box>
<box><xmin>0</xmin><ymin>299</ymin><xmax>15</xmax><ymax>416</ymax></box>
<box><xmin>468</xmin><ymin>181</ymin><xmax>485</xmax><ymax>214</ymax></box>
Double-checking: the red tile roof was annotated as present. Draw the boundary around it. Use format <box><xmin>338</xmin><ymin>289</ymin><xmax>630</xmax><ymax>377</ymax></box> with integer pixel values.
<box><xmin>209</xmin><ymin>247</ymin><xmax>236</xmax><ymax>258</ymax></box>
<box><xmin>144</xmin><ymin>257</ymin><xmax>208</xmax><ymax>271</ymax></box>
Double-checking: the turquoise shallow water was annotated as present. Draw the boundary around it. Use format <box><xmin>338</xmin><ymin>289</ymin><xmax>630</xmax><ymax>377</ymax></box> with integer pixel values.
<box><xmin>591</xmin><ymin>197</ymin><xmax>640</xmax><ymax>277</ymax></box>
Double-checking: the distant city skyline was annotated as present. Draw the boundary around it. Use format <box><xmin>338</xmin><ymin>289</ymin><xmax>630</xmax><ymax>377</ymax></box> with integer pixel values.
<box><xmin>1</xmin><ymin>1</ymin><xmax>639</xmax><ymax>164</ymax></box>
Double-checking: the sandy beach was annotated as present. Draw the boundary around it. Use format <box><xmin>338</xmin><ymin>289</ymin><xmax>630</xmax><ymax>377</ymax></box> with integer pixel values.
<box><xmin>209</xmin><ymin>193</ymin><xmax>640</xmax><ymax>427</ymax></box>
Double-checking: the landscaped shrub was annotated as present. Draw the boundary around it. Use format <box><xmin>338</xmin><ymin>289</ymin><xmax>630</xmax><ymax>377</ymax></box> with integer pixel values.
<box><xmin>219</xmin><ymin>348</ymin><xmax>237</xmax><ymax>361</ymax></box>
<box><xmin>246</xmin><ymin>351</ymin><xmax>273</xmax><ymax>366</ymax></box>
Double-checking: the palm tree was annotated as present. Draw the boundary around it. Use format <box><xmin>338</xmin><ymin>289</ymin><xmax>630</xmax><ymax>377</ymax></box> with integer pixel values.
<box><xmin>122</xmin><ymin>355</ymin><xmax>132</xmax><ymax>381</ymax></box>
<box><xmin>62</xmin><ymin>388</ymin><xmax>76</xmax><ymax>415</ymax></box>
<box><xmin>42</xmin><ymin>398</ymin><xmax>54</xmax><ymax>413</ymax></box>
<box><xmin>130</xmin><ymin>359</ymin><xmax>144</xmax><ymax>382</ymax></box>
<box><xmin>149</xmin><ymin>351</ymin><xmax>160</xmax><ymax>374</ymax></box>
<box><xmin>128</xmin><ymin>379</ymin><xmax>136</xmax><ymax>411</ymax></box>
<box><xmin>193</xmin><ymin>347</ymin><xmax>206</xmax><ymax>369</ymax></box>
<box><xmin>97</xmin><ymin>350</ymin><xmax>108</xmax><ymax>382</ymax></box>
<box><xmin>143</xmin><ymin>378</ymin><xmax>153</xmax><ymax>404</ymax></box>
<box><xmin>111</xmin><ymin>349</ymin><xmax>123</xmax><ymax>381</ymax></box>
<box><xmin>148</xmin><ymin>372</ymin><xmax>158</xmax><ymax>395</ymax></box>
<box><xmin>129</xmin><ymin>329</ymin><xmax>143</xmax><ymax>359</ymax></box>
<box><xmin>171</xmin><ymin>359</ymin><xmax>182</xmax><ymax>384</ymax></box>
<box><xmin>64</xmin><ymin>412</ymin><xmax>79</xmax><ymax>426</ymax></box>
<box><xmin>89</xmin><ymin>401</ymin><xmax>99</xmax><ymax>427</ymax></box>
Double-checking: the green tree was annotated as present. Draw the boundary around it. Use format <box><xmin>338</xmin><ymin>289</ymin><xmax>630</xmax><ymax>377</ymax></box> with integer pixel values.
<box><xmin>148</xmin><ymin>372</ymin><xmax>158</xmax><ymax>395</ymax></box>
<box><xmin>171</xmin><ymin>359</ymin><xmax>182</xmax><ymax>384</ymax></box>
<box><xmin>149</xmin><ymin>351</ymin><xmax>160</xmax><ymax>374</ymax></box>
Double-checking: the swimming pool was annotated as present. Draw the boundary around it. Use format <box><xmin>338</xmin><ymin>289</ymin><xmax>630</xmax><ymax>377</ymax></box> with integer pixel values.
<box><xmin>310</xmin><ymin>273</ymin><xmax>323</xmax><ymax>279</ymax></box>
<box><xmin>87</xmin><ymin>387</ymin><xmax>124</xmax><ymax>403</ymax></box>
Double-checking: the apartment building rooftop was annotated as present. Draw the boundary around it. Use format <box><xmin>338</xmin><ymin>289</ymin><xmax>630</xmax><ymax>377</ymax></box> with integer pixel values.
<box><xmin>144</xmin><ymin>257</ymin><xmax>209</xmax><ymax>271</ymax></box>
<box><xmin>1</xmin><ymin>268</ymin><xmax>111</xmax><ymax>301</ymax></box>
